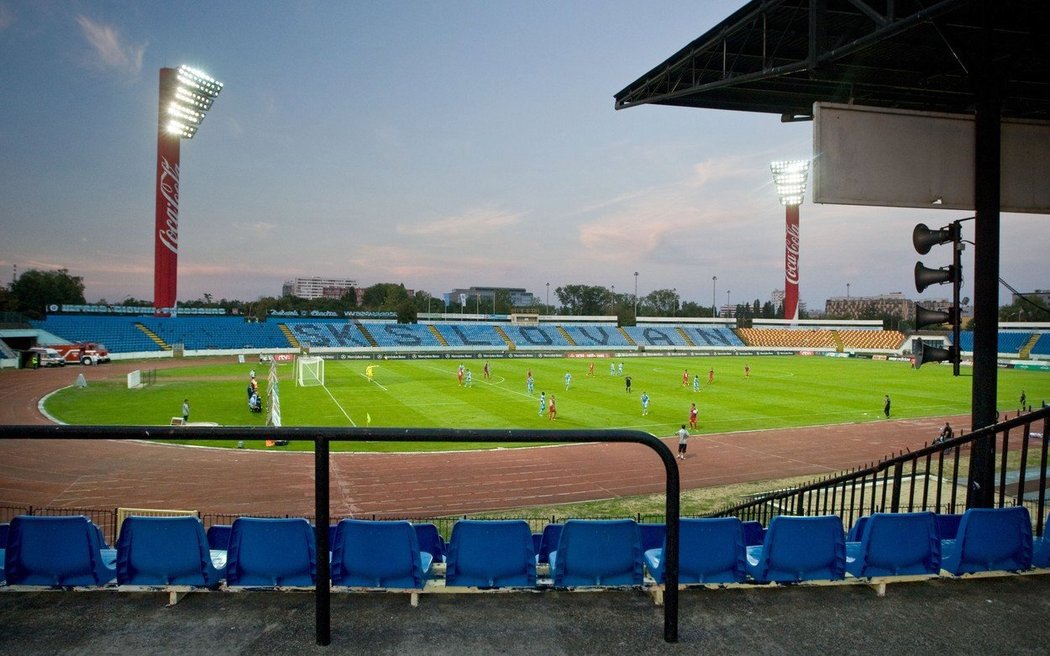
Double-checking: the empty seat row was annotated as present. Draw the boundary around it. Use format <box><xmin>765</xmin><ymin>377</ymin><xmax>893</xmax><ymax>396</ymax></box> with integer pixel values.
<box><xmin>645</xmin><ymin>507</ymin><xmax>1046</xmax><ymax>587</ymax></box>
<box><xmin>5</xmin><ymin>510</ymin><xmax>1049</xmax><ymax>592</ymax></box>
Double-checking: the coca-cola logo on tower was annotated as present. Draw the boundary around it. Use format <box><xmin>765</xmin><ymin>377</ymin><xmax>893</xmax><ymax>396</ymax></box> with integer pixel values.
<box><xmin>158</xmin><ymin>157</ymin><xmax>180</xmax><ymax>254</ymax></box>
<box><xmin>785</xmin><ymin>223</ymin><xmax>800</xmax><ymax>285</ymax></box>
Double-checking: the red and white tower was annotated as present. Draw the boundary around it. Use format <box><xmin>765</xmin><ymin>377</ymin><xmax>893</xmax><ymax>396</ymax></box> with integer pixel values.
<box><xmin>770</xmin><ymin>160</ymin><xmax>810</xmax><ymax>325</ymax></box>
<box><xmin>153</xmin><ymin>66</ymin><xmax>223</xmax><ymax>315</ymax></box>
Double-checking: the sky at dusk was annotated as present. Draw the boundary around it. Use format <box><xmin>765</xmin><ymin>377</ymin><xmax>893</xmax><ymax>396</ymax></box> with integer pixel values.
<box><xmin>0</xmin><ymin>0</ymin><xmax>1046</xmax><ymax>311</ymax></box>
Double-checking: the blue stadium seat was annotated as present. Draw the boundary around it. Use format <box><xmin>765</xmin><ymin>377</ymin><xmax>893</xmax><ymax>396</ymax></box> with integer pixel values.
<box><xmin>365</xmin><ymin>323</ymin><xmax>443</xmax><ymax>348</ymax></box>
<box><xmin>623</xmin><ymin>325</ymin><xmax>690</xmax><ymax>347</ymax></box>
<box><xmin>845</xmin><ymin>516</ymin><xmax>869</xmax><ymax>543</ymax></box>
<box><xmin>206</xmin><ymin>524</ymin><xmax>232</xmax><ymax>551</ymax></box>
<box><xmin>3</xmin><ymin>515</ymin><xmax>116</xmax><ymax>586</ymax></box>
<box><xmin>225</xmin><ymin>517</ymin><xmax>316</xmax><ymax>587</ymax></box>
<box><xmin>445</xmin><ymin>520</ymin><xmax>537</xmax><ymax>589</ymax></box>
<box><xmin>935</xmin><ymin>513</ymin><xmax>963</xmax><ymax>540</ymax></box>
<box><xmin>561</xmin><ymin>324</ymin><xmax>631</xmax><ymax>347</ymax></box>
<box><xmin>434</xmin><ymin>323</ymin><xmax>503</xmax><ymax>347</ymax></box>
<box><xmin>503</xmin><ymin>325</ymin><xmax>569</xmax><ymax>348</ymax></box>
<box><xmin>644</xmin><ymin>517</ymin><xmax>747</xmax><ymax>585</ymax></box>
<box><xmin>1031</xmin><ymin>333</ymin><xmax>1050</xmax><ymax>356</ymax></box>
<box><xmin>550</xmin><ymin>519</ymin><xmax>643</xmax><ymax>587</ymax></box>
<box><xmin>536</xmin><ymin>523</ymin><xmax>563</xmax><ymax>564</ymax></box>
<box><xmin>0</xmin><ymin>522</ymin><xmax>8</xmax><ymax>547</ymax></box>
<box><xmin>741</xmin><ymin>520</ymin><xmax>766</xmax><ymax>546</ymax></box>
<box><xmin>639</xmin><ymin>523</ymin><xmax>666</xmax><ymax>553</ymax></box>
<box><xmin>845</xmin><ymin>512</ymin><xmax>941</xmax><ymax>578</ymax></box>
<box><xmin>940</xmin><ymin>507</ymin><xmax>1033</xmax><ymax>575</ymax></box>
<box><xmin>688</xmin><ymin>326</ymin><xmax>745</xmax><ymax>347</ymax></box>
<box><xmin>1033</xmin><ymin>517</ymin><xmax>1050</xmax><ymax>568</ymax></box>
<box><xmin>745</xmin><ymin>515</ymin><xmax>846</xmax><ymax>583</ymax></box>
<box><xmin>116</xmin><ymin>516</ymin><xmax>224</xmax><ymax>587</ymax></box>
<box><xmin>412</xmin><ymin>523</ymin><xmax>446</xmax><ymax>563</ymax></box>
<box><xmin>331</xmin><ymin>519</ymin><xmax>431</xmax><ymax>589</ymax></box>
<box><xmin>286</xmin><ymin>321</ymin><xmax>371</xmax><ymax>349</ymax></box>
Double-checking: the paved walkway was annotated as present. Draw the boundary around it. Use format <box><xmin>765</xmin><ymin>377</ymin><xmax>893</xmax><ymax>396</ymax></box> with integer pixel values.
<box><xmin>2</xmin><ymin>575</ymin><xmax>1049</xmax><ymax>655</ymax></box>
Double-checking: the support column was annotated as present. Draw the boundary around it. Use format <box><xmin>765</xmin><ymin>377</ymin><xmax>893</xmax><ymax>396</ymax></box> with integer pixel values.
<box><xmin>966</xmin><ymin>15</ymin><xmax>1001</xmax><ymax>509</ymax></box>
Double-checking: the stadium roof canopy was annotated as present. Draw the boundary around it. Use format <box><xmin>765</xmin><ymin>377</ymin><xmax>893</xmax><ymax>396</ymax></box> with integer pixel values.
<box><xmin>614</xmin><ymin>0</ymin><xmax>1050</xmax><ymax>121</ymax></box>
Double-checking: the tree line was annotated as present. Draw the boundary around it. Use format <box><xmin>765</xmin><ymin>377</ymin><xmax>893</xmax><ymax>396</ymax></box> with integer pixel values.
<box><xmin>7</xmin><ymin>267</ymin><xmax>1044</xmax><ymax>326</ymax></box>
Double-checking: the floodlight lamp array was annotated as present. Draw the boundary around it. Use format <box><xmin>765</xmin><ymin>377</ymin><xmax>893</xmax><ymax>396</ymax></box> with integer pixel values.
<box><xmin>164</xmin><ymin>65</ymin><xmax>223</xmax><ymax>139</ymax></box>
<box><xmin>770</xmin><ymin>160</ymin><xmax>810</xmax><ymax>206</ymax></box>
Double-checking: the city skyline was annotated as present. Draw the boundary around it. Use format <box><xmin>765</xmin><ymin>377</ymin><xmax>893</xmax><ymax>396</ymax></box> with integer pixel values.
<box><xmin>1</xmin><ymin>1</ymin><xmax>1046</xmax><ymax>311</ymax></box>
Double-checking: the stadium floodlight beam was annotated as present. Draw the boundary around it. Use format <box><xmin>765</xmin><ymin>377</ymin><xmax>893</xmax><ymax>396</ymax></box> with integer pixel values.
<box><xmin>153</xmin><ymin>65</ymin><xmax>223</xmax><ymax>315</ymax></box>
<box><xmin>770</xmin><ymin>160</ymin><xmax>809</xmax><ymax>325</ymax></box>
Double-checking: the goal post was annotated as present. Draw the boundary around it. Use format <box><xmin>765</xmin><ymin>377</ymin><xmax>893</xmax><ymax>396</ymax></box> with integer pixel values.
<box><xmin>296</xmin><ymin>356</ymin><xmax>325</xmax><ymax>387</ymax></box>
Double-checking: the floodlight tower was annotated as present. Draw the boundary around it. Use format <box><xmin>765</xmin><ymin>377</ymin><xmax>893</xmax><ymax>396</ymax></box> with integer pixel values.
<box><xmin>770</xmin><ymin>160</ymin><xmax>810</xmax><ymax>325</ymax></box>
<box><xmin>153</xmin><ymin>65</ymin><xmax>223</xmax><ymax>315</ymax></box>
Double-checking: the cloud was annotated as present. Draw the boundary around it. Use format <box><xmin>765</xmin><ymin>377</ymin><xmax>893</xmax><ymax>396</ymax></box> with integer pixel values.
<box><xmin>231</xmin><ymin>221</ymin><xmax>277</xmax><ymax>238</ymax></box>
<box><xmin>0</xmin><ymin>3</ymin><xmax>15</xmax><ymax>31</ymax></box>
<box><xmin>573</xmin><ymin>157</ymin><xmax>765</xmax><ymax>264</ymax></box>
<box><xmin>75</xmin><ymin>15</ymin><xmax>146</xmax><ymax>78</ymax></box>
<box><xmin>396</xmin><ymin>207</ymin><xmax>525</xmax><ymax>239</ymax></box>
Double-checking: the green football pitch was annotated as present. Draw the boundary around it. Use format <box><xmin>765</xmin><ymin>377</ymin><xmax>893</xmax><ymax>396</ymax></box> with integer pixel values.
<box><xmin>42</xmin><ymin>355</ymin><xmax>1050</xmax><ymax>453</ymax></box>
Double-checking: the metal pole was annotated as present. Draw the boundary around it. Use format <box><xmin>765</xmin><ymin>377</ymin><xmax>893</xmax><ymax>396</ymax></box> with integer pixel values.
<box><xmin>315</xmin><ymin>436</ymin><xmax>331</xmax><ymax>646</ymax></box>
<box><xmin>967</xmin><ymin>10</ymin><xmax>1001</xmax><ymax>509</ymax></box>
<box><xmin>952</xmin><ymin>223</ymin><xmax>962</xmax><ymax>377</ymax></box>
<box><xmin>634</xmin><ymin>272</ymin><xmax>639</xmax><ymax>318</ymax></box>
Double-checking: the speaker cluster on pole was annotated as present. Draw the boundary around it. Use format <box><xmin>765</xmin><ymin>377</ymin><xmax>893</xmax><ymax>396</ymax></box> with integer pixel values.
<box><xmin>912</xmin><ymin>221</ymin><xmax>965</xmax><ymax>374</ymax></box>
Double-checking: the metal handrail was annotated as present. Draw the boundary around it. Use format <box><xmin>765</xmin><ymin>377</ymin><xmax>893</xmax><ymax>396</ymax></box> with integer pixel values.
<box><xmin>707</xmin><ymin>407</ymin><xmax>1050</xmax><ymax>533</ymax></box>
<box><xmin>0</xmin><ymin>424</ymin><xmax>681</xmax><ymax>646</ymax></box>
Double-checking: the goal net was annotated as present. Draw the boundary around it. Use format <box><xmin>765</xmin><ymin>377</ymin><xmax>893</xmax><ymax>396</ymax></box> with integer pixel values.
<box><xmin>296</xmin><ymin>356</ymin><xmax>325</xmax><ymax>387</ymax></box>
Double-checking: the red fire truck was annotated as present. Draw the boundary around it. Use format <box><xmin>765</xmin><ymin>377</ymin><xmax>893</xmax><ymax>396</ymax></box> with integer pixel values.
<box><xmin>50</xmin><ymin>342</ymin><xmax>111</xmax><ymax>366</ymax></box>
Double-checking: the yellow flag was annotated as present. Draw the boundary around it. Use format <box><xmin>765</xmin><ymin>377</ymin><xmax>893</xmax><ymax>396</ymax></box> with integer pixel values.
<box><xmin>366</xmin><ymin>412</ymin><xmax>372</xmax><ymax>425</ymax></box>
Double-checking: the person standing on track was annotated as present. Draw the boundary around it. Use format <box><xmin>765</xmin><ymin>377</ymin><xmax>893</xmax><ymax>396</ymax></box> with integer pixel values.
<box><xmin>677</xmin><ymin>425</ymin><xmax>689</xmax><ymax>460</ymax></box>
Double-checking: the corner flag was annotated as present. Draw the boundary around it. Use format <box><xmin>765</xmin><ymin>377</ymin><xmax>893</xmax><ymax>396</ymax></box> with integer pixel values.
<box><xmin>366</xmin><ymin>412</ymin><xmax>372</xmax><ymax>425</ymax></box>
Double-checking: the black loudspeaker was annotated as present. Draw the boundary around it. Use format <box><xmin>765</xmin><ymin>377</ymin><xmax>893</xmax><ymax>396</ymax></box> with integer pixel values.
<box><xmin>912</xmin><ymin>223</ymin><xmax>954</xmax><ymax>255</ymax></box>
<box><xmin>914</xmin><ymin>262</ymin><xmax>955</xmax><ymax>293</ymax></box>
<box><xmin>915</xmin><ymin>304</ymin><xmax>951</xmax><ymax>329</ymax></box>
<box><xmin>913</xmin><ymin>339</ymin><xmax>954</xmax><ymax>369</ymax></box>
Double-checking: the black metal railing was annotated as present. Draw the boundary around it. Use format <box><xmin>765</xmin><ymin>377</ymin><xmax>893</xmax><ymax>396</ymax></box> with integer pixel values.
<box><xmin>708</xmin><ymin>407</ymin><xmax>1050</xmax><ymax>536</ymax></box>
<box><xmin>0</xmin><ymin>425</ymin><xmax>681</xmax><ymax>646</ymax></box>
